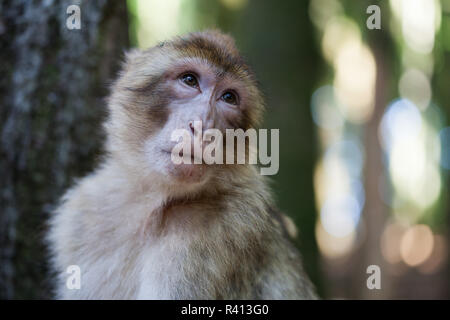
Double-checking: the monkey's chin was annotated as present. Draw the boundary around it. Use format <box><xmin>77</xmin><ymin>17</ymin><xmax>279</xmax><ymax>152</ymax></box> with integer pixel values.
<box><xmin>168</xmin><ymin>163</ymin><xmax>210</xmax><ymax>185</ymax></box>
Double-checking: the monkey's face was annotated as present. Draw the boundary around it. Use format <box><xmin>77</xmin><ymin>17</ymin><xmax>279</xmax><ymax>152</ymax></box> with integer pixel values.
<box><xmin>107</xmin><ymin>31</ymin><xmax>264</xmax><ymax>193</ymax></box>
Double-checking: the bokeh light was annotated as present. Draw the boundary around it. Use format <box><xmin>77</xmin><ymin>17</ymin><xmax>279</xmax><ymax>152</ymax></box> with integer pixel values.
<box><xmin>309</xmin><ymin>0</ymin><xmax>344</xmax><ymax>30</ymax></box>
<box><xmin>316</xmin><ymin>220</ymin><xmax>356</xmax><ymax>259</ymax></box>
<box><xmin>311</xmin><ymin>86</ymin><xmax>345</xmax><ymax>131</ymax></box>
<box><xmin>321</xmin><ymin>16</ymin><xmax>361</xmax><ymax>65</ymax></box>
<box><xmin>333</xmin><ymin>39</ymin><xmax>377</xmax><ymax>124</ymax></box>
<box><xmin>311</xmin><ymin>0</ymin><xmax>448</xmax><ymax>299</ymax></box>
<box><xmin>381</xmin><ymin>222</ymin><xmax>406</xmax><ymax>264</ymax></box>
<box><xmin>130</xmin><ymin>0</ymin><xmax>184</xmax><ymax>48</ymax></box>
<box><xmin>400</xmin><ymin>224</ymin><xmax>434</xmax><ymax>267</ymax></box>
<box><xmin>379</xmin><ymin>99</ymin><xmax>442</xmax><ymax>210</ymax></box>
<box><xmin>400</xmin><ymin>0</ymin><xmax>440</xmax><ymax>54</ymax></box>
<box><xmin>399</xmin><ymin>68</ymin><xmax>432</xmax><ymax>110</ymax></box>
<box><xmin>320</xmin><ymin>195</ymin><xmax>361</xmax><ymax>237</ymax></box>
<box><xmin>379</xmin><ymin>99</ymin><xmax>423</xmax><ymax>153</ymax></box>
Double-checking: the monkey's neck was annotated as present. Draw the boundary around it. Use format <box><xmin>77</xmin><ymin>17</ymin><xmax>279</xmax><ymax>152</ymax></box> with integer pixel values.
<box><xmin>104</xmin><ymin>158</ymin><xmax>258</xmax><ymax>213</ymax></box>
<box><xmin>98</xmin><ymin>160</ymin><xmax>266</xmax><ymax>238</ymax></box>
<box><xmin>103</xmin><ymin>157</ymin><xmax>224</xmax><ymax>201</ymax></box>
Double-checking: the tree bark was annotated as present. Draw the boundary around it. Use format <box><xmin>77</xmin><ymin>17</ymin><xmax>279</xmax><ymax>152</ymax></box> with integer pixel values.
<box><xmin>0</xmin><ymin>0</ymin><xmax>129</xmax><ymax>299</ymax></box>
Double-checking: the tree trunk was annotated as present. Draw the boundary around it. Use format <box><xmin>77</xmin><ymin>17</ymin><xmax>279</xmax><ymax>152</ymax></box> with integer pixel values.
<box><xmin>0</xmin><ymin>0</ymin><xmax>129</xmax><ymax>299</ymax></box>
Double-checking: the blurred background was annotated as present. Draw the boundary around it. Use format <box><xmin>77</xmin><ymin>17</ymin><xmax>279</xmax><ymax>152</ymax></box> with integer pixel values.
<box><xmin>0</xmin><ymin>0</ymin><xmax>449</xmax><ymax>299</ymax></box>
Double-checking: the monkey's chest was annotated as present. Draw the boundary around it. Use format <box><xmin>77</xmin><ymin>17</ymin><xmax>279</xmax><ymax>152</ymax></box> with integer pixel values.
<box><xmin>76</xmin><ymin>227</ymin><xmax>190</xmax><ymax>299</ymax></box>
<box><xmin>73</xmin><ymin>236</ymin><xmax>144</xmax><ymax>299</ymax></box>
<box><xmin>77</xmin><ymin>205</ymin><xmax>245</xmax><ymax>299</ymax></box>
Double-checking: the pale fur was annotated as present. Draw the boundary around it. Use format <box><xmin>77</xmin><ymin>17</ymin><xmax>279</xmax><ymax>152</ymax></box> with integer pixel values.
<box><xmin>47</xmin><ymin>31</ymin><xmax>317</xmax><ymax>300</ymax></box>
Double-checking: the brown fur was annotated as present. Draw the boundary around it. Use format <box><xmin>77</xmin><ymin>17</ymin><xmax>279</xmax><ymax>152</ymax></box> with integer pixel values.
<box><xmin>47</xmin><ymin>30</ymin><xmax>317</xmax><ymax>299</ymax></box>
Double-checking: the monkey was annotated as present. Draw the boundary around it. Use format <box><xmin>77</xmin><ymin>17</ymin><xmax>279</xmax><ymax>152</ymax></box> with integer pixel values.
<box><xmin>47</xmin><ymin>30</ymin><xmax>318</xmax><ymax>300</ymax></box>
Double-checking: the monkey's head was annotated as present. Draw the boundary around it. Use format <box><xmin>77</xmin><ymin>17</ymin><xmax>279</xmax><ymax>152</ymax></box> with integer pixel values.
<box><xmin>106</xmin><ymin>30</ymin><xmax>264</xmax><ymax>194</ymax></box>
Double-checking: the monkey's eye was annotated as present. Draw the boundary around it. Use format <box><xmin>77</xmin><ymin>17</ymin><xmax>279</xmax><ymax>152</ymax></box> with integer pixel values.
<box><xmin>180</xmin><ymin>73</ymin><xmax>199</xmax><ymax>88</ymax></box>
<box><xmin>221</xmin><ymin>91</ymin><xmax>239</xmax><ymax>105</ymax></box>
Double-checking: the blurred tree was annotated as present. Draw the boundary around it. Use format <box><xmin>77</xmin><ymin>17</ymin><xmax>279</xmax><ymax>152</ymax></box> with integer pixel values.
<box><xmin>345</xmin><ymin>0</ymin><xmax>397</xmax><ymax>299</ymax></box>
<box><xmin>319</xmin><ymin>0</ymin><xmax>450</xmax><ymax>299</ymax></box>
<box><xmin>0</xmin><ymin>0</ymin><xmax>129</xmax><ymax>299</ymax></box>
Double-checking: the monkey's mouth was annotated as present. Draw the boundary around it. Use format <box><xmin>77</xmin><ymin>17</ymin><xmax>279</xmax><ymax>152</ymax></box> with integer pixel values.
<box><xmin>162</xmin><ymin>149</ymin><xmax>204</xmax><ymax>164</ymax></box>
<box><xmin>161</xmin><ymin>149</ymin><xmax>209</xmax><ymax>183</ymax></box>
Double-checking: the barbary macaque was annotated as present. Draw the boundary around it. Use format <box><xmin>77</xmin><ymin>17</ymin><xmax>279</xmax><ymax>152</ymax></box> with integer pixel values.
<box><xmin>48</xmin><ymin>30</ymin><xmax>317</xmax><ymax>299</ymax></box>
